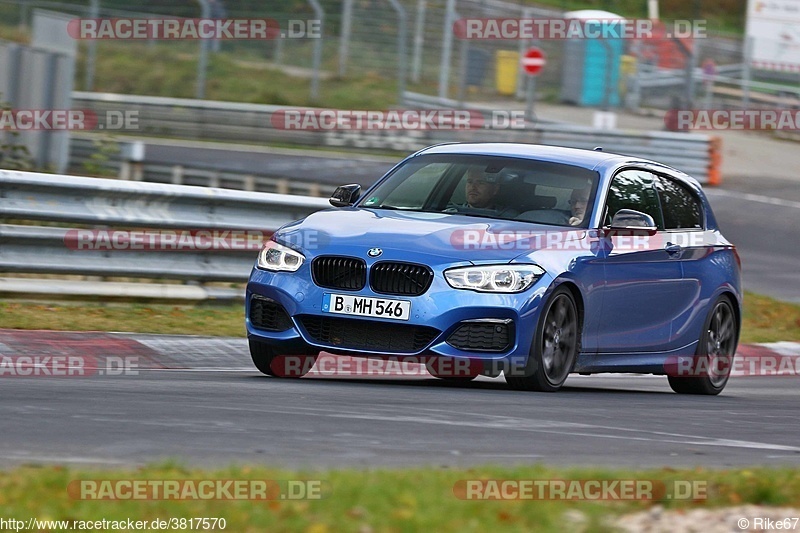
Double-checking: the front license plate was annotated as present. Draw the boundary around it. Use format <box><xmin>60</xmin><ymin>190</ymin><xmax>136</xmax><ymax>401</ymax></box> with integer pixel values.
<box><xmin>322</xmin><ymin>293</ymin><xmax>411</xmax><ymax>321</ymax></box>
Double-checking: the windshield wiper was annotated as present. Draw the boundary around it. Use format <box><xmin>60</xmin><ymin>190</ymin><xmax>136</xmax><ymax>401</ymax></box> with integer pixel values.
<box><xmin>365</xmin><ymin>205</ymin><xmax>444</xmax><ymax>214</ymax></box>
<box><xmin>370</xmin><ymin>205</ymin><xmax>430</xmax><ymax>212</ymax></box>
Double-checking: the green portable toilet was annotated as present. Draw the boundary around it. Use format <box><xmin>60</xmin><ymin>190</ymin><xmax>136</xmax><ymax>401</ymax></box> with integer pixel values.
<box><xmin>560</xmin><ymin>10</ymin><xmax>625</xmax><ymax>108</ymax></box>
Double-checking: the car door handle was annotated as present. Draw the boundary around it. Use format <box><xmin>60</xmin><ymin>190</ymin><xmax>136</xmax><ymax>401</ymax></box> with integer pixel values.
<box><xmin>665</xmin><ymin>242</ymin><xmax>682</xmax><ymax>255</ymax></box>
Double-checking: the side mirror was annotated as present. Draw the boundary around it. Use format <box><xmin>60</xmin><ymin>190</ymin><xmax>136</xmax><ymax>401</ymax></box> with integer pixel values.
<box><xmin>608</xmin><ymin>209</ymin><xmax>657</xmax><ymax>236</ymax></box>
<box><xmin>329</xmin><ymin>184</ymin><xmax>361</xmax><ymax>207</ymax></box>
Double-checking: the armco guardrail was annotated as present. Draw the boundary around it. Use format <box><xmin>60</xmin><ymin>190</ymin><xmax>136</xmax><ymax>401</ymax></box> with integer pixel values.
<box><xmin>72</xmin><ymin>92</ymin><xmax>718</xmax><ymax>184</ymax></box>
<box><xmin>0</xmin><ymin>170</ymin><xmax>329</xmax><ymax>296</ymax></box>
<box><xmin>69</xmin><ymin>138</ymin><xmax>329</xmax><ymax>197</ymax></box>
<box><xmin>0</xmin><ymin>170</ymin><xmax>329</xmax><ymax>231</ymax></box>
<box><xmin>67</xmin><ymin>135</ymin><xmax>394</xmax><ymax>196</ymax></box>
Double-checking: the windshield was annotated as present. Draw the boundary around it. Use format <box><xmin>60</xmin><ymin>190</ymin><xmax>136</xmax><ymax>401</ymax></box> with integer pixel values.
<box><xmin>357</xmin><ymin>154</ymin><xmax>600</xmax><ymax>227</ymax></box>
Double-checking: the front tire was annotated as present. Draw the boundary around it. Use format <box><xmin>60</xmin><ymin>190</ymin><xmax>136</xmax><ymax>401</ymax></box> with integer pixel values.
<box><xmin>506</xmin><ymin>286</ymin><xmax>579</xmax><ymax>392</ymax></box>
<box><xmin>249</xmin><ymin>339</ymin><xmax>317</xmax><ymax>378</ymax></box>
<box><xmin>668</xmin><ymin>296</ymin><xmax>738</xmax><ymax>395</ymax></box>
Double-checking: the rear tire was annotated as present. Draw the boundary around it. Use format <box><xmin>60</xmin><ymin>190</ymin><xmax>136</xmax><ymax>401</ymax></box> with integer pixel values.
<box><xmin>668</xmin><ymin>296</ymin><xmax>738</xmax><ymax>395</ymax></box>
<box><xmin>506</xmin><ymin>286</ymin><xmax>579</xmax><ymax>392</ymax></box>
<box><xmin>249</xmin><ymin>339</ymin><xmax>317</xmax><ymax>378</ymax></box>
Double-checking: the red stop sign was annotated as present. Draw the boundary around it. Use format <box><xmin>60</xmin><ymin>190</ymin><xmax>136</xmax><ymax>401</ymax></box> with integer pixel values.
<box><xmin>521</xmin><ymin>47</ymin><xmax>546</xmax><ymax>76</ymax></box>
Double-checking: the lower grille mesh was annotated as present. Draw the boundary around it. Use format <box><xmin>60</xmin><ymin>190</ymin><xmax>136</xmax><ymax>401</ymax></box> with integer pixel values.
<box><xmin>298</xmin><ymin>315</ymin><xmax>439</xmax><ymax>353</ymax></box>
<box><xmin>447</xmin><ymin>321</ymin><xmax>512</xmax><ymax>352</ymax></box>
<box><xmin>249</xmin><ymin>296</ymin><xmax>293</xmax><ymax>331</ymax></box>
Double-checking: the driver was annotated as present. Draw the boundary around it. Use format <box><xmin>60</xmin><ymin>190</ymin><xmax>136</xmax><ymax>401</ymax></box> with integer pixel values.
<box><xmin>465</xmin><ymin>167</ymin><xmax>502</xmax><ymax>209</ymax></box>
<box><xmin>444</xmin><ymin>167</ymin><xmax>519</xmax><ymax>218</ymax></box>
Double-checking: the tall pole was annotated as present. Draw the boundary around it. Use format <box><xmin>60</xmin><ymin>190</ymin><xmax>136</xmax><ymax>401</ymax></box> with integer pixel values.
<box><xmin>338</xmin><ymin>0</ymin><xmax>353</xmax><ymax>76</ymax></box>
<box><xmin>387</xmin><ymin>0</ymin><xmax>408</xmax><ymax>103</ymax></box>
<box><xmin>438</xmin><ymin>0</ymin><xmax>456</xmax><ymax>99</ymax></box>
<box><xmin>84</xmin><ymin>0</ymin><xmax>99</xmax><ymax>91</ymax></box>
<box><xmin>196</xmin><ymin>0</ymin><xmax>210</xmax><ymax>99</ymax></box>
<box><xmin>411</xmin><ymin>0</ymin><xmax>426</xmax><ymax>83</ymax></box>
<box><xmin>308</xmin><ymin>0</ymin><xmax>324</xmax><ymax>101</ymax></box>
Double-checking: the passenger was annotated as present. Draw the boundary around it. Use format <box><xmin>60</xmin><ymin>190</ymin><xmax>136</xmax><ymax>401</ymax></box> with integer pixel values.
<box><xmin>568</xmin><ymin>186</ymin><xmax>591</xmax><ymax>226</ymax></box>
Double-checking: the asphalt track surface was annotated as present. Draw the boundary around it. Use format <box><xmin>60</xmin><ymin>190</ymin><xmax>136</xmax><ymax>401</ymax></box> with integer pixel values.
<box><xmin>2</xmin><ymin>361</ymin><xmax>799</xmax><ymax>469</ymax></box>
<box><xmin>704</xmin><ymin>178</ymin><xmax>800</xmax><ymax>302</ymax></box>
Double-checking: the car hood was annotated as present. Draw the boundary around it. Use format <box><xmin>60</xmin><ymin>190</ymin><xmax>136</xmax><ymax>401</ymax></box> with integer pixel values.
<box><xmin>276</xmin><ymin>208</ymin><xmax>585</xmax><ymax>266</ymax></box>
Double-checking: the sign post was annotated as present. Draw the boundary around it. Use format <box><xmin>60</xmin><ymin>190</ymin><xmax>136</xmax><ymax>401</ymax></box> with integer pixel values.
<box><xmin>521</xmin><ymin>47</ymin><xmax>546</xmax><ymax>122</ymax></box>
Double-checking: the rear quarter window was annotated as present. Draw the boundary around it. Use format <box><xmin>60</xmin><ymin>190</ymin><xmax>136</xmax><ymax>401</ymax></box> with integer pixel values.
<box><xmin>656</xmin><ymin>176</ymin><xmax>704</xmax><ymax>229</ymax></box>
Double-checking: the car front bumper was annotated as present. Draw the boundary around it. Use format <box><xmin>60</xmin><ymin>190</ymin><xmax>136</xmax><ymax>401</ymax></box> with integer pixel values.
<box><xmin>245</xmin><ymin>266</ymin><xmax>552</xmax><ymax>366</ymax></box>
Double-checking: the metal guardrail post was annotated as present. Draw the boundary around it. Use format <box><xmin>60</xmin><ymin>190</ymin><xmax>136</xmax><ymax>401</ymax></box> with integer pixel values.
<box><xmin>742</xmin><ymin>37</ymin><xmax>753</xmax><ymax>109</ymax></box>
<box><xmin>273</xmin><ymin>32</ymin><xmax>284</xmax><ymax>64</ymax></box>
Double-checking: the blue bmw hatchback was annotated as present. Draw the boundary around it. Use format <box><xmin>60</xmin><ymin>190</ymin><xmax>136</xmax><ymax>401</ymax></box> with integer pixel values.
<box><xmin>246</xmin><ymin>143</ymin><xmax>742</xmax><ymax>394</ymax></box>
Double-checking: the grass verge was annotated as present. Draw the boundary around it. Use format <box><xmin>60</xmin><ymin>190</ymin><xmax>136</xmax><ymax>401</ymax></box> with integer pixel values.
<box><xmin>1</xmin><ymin>291</ymin><xmax>797</xmax><ymax>343</ymax></box>
<box><xmin>0</xmin><ymin>300</ymin><xmax>246</xmax><ymax>338</ymax></box>
<box><xmin>2</xmin><ymin>464</ymin><xmax>799</xmax><ymax>532</ymax></box>
<box><xmin>740</xmin><ymin>292</ymin><xmax>800</xmax><ymax>343</ymax></box>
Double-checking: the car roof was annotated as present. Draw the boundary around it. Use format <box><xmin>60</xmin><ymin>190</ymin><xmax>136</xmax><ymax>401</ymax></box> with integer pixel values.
<box><xmin>414</xmin><ymin>142</ymin><xmax>696</xmax><ymax>185</ymax></box>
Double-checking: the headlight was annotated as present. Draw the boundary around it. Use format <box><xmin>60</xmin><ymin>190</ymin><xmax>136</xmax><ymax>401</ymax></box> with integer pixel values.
<box><xmin>444</xmin><ymin>264</ymin><xmax>544</xmax><ymax>293</ymax></box>
<box><xmin>257</xmin><ymin>241</ymin><xmax>305</xmax><ymax>272</ymax></box>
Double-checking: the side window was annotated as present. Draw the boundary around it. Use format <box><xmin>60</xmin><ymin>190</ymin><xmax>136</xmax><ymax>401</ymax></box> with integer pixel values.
<box><xmin>655</xmin><ymin>176</ymin><xmax>704</xmax><ymax>230</ymax></box>
<box><xmin>604</xmin><ymin>170</ymin><xmax>664</xmax><ymax>229</ymax></box>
